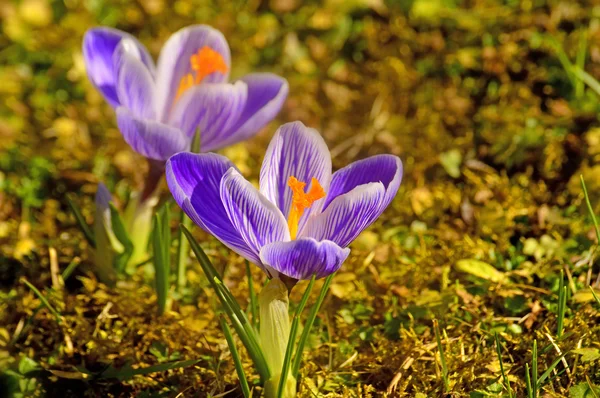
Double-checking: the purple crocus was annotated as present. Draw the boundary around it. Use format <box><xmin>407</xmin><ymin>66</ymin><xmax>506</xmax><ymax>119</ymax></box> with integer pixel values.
<box><xmin>82</xmin><ymin>25</ymin><xmax>289</xmax><ymax>161</ymax></box>
<box><xmin>166</xmin><ymin>121</ymin><xmax>403</xmax><ymax>283</ymax></box>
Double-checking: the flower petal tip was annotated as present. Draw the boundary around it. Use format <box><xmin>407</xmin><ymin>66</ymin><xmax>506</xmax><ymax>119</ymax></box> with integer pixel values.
<box><xmin>259</xmin><ymin>238</ymin><xmax>350</xmax><ymax>281</ymax></box>
<box><xmin>116</xmin><ymin>107</ymin><xmax>189</xmax><ymax>161</ymax></box>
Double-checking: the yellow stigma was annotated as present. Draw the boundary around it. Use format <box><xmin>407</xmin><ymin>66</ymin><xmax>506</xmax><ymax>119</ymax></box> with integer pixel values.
<box><xmin>176</xmin><ymin>73</ymin><xmax>194</xmax><ymax>100</ymax></box>
<box><xmin>287</xmin><ymin>176</ymin><xmax>326</xmax><ymax>240</ymax></box>
<box><xmin>175</xmin><ymin>46</ymin><xmax>228</xmax><ymax>101</ymax></box>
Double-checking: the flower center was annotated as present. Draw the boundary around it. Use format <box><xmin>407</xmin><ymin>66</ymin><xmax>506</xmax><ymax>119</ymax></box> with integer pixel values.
<box><xmin>175</xmin><ymin>46</ymin><xmax>228</xmax><ymax>102</ymax></box>
<box><xmin>287</xmin><ymin>176</ymin><xmax>326</xmax><ymax>239</ymax></box>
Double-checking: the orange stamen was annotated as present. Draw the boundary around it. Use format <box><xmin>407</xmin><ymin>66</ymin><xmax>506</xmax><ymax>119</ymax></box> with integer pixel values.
<box><xmin>191</xmin><ymin>46</ymin><xmax>229</xmax><ymax>84</ymax></box>
<box><xmin>175</xmin><ymin>46</ymin><xmax>228</xmax><ymax>102</ymax></box>
<box><xmin>287</xmin><ymin>176</ymin><xmax>326</xmax><ymax>239</ymax></box>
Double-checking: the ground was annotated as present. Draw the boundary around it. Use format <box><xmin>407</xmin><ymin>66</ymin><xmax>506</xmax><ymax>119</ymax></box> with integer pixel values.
<box><xmin>1</xmin><ymin>0</ymin><xmax>600</xmax><ymax>397</ymax></box>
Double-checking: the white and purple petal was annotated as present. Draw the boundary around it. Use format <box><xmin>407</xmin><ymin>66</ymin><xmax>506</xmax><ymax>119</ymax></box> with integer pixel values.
<box><xmin>259</xmin><ymin>238</ymin><xmax>349</xmax><ymax>280</ymax></box>
<box><xmin>324</xmin><ymin>155</ymin><xmax>403</xmax><ymax>210</ymax></box>
<box><xmin>301</xmin><ymin>182</ymin><xmax>386</xmax><ymax>248</ymax></box>
<box><xmin>209</xmin><ymin>73</ymin><xmax>288</xmax><ymax>150</ymax></box>
<box><xmin>220</xmin><ymin>169</ymin><xmax>290</xmax><ymax>260</ymax></box>
<box><xmin>83</xmin><ymin>27</ymin><xmax>154</xmax><ymax>107</ymax></box>
<box><xmin>259</xmin><ymin>121</ymin><xmax>332</xmax><ymax>232</ymax></box>
<box><xmin>168</xmin><ymin>82</ymin><xmax>247</xmax><ymax>151</ymax></box>
<box><xmin>116</xmin><ymin>107</ymin><xmax>189</xmax><ymax>161</ymax></box>
<box><xmin>166</xmin><ymin>152</ymin><xmax>260</xmax><ymax>264</ymax></box>
<box><xmin>114</xmin><ymin>39</ymin><xmax>156</xmax><ymax>119</ymax></box>
<box><xmin>95</xmin><ymin>182</ymin><xmax>112</xmax><ymax>219</ymax></box>
<box><xmin>155</xmin><ymin>25</ymin><xmax>231</xmax><ymax>121</ymax></box>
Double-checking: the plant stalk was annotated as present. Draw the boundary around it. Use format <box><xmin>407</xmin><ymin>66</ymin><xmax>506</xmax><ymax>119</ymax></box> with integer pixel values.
<box><xmin>260</xmin><ymin>278</ymin><xmax>296</xmax><ymax>398</ymax></box>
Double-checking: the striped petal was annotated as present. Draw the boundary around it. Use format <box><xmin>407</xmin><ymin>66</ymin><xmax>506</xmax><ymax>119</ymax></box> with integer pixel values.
<box><xmin>168</xmin><ymin>81</ymin><xmax>248</xmax><ymax>151</ymax></box>
<box><xmin>220</xmin><ymin>168</ymin><xmax>290</xmax><ymax>262</ymax></box>
<box><xmin>166</xmin><ymin>152</ymin><xmax>260</xmax><ymax>264</ymax></box>
<box><xmin>210</xmin><ymin>73</ymin><xmax>288</xmax><ymax>150</ymax></box>
<box><xmin>155</xmin><ymin>25</ymin><xmax>231</xmax><ymax>121</ymax></box>
<box><xmin>259</xmin><ymin>238</ymin><xmax>349</xmax><ymax>280</ymax></box>
<box><xmin>116</xmin><ymin>107</ymin><xmax>189</xmax><ymax>161</ymax></box>
<box><xmin>83</xmin><ymin>27</ymin><xmax>154</xmax><ymax>107</ymax></box>
<box><xmin>301</xmin><ymin>182</ymin><xmax>386</xmax><ymax>248</ymax></box>
<box><xmin>259</xmin><ymin>121</ymin><xmax>332</xmax><ymax>233</ymax></box>
<box><xmin>324</xmin><ymin>155</ymin><xmax>403</xmax><ymax>210</ymax></box>
<box><xmin>114</xmin><ymin>39</ymin><xmax>156</xmax><ymax>119</ymax></box>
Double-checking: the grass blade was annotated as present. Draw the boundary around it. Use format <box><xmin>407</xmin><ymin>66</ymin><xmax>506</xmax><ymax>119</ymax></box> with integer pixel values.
<box><xmin>573</xmin><ymin>67</ymin><xmax>600</xmax><ymax>99</ymax></box>
<box><xmin>590</xmin><ymin>286</ymin><xmax>600</xmax><ymax>307</ymax></box>
<box><xmin>214</xmin><ymin>278</ymin><xmax>260</xmax><ymax>342</ymax></box>
<box><xmin>433</xmin><ymin>319</ymin><xmax>449</xmax><ymax>392</ymax></box>
<box><xmin>557</xmin><ymin>271</ymin><xmax>566</xmax><ymax>338</ymax></box>
<box><xmin>246</xmin><ymin>260</ymin><xmax>258</xmax><ymax>329</ymax></box>
<box><xmin>22</xmin><ymin>279</ymin><xmax>61</xmax><ymax>324</ymax></box>
<box><xmin>214</xmin><ymin>278</ymin><xmax>267</xmax><ymax>381</ymax></box>
<box><xmin>66</xmin><ymin>194</ymin><xmax>95</xmax><ymax>248</ymax></box>
<box><xmin>580</xmin><ymin>176</ymin><xmax>600</xmax><ymax>244</ymax></box>
<box><xmin>97</xmin><ymin>358</ymin><xmax>200</xmax><ymax>381</ymax></box>
<box><xmin>532</xmin><ymin>340</ymin><xmax>538</xmax><ymax>397</ymax></box>
<box><xmin>109</xmin><ymin>203</ymin><xmax>133</xmax><ymax>274</ymax></box>
<box><xmin>525</xmin><ymin>363</ymin><xmax>533</xmax><ymax>398</ymax></box>
<box><xmin>546</xmin><ymin>35</ymin><xmax>577</xmax><ymax>88</ymax></box>
<box><xmin>586</xmin><ymin>375</ymin><xmax>600</xmax><ymax>398</ymax></box>
<box><xmin>175</xmin><ymin>211</ymin><xmax>192</xmax><ymax>293</ymax></box>
<box><xmin>220</xmin><ymin>317</ymin><xmax>251</xmax><ymax>398</ymax></box>
<box><xmin>575</xmin><ymin>30</ymin><xmax>587</xmax><ymax>98</ymax></box>
<box><xmin>213</xmin><ymin>277</ymin><xmax>267</xmax><ymax>366</ymax></box>
<box><xmin>277</xmin><ymin>276</ymin><xmax>316</xmax><ymax>398</ymax></box>
<box><xmin>291</xmin><ymin>273</ymin><xmax>335</xmax><ymax>378</ymax></box>
<box><xmin>152</xmin><ymin>204</ymin><xmax>171</xmax><ymax>315</ymax></box>
<box><xmin>179</xmin><ymin>228</ymin><xmax>258</xmax><ymax>343</ymax></box>
<box><xmin>537</xmin><ymin>352</ymin><xmax>567</xmax><ymax>388</ymax></box>
<box><xmin>182</xmin><ymin>225</ymin><xmax>270</xmax><ymax>382</ymax></box>
<box><xmin>61</xmin><ymin>257</ymin><xmax>81</xmax><ymax>281</ymax></box>
<box><xmin>494</xmin><ymin>333</ymin><xmax>512</xmax><ymax>398</ymax></box>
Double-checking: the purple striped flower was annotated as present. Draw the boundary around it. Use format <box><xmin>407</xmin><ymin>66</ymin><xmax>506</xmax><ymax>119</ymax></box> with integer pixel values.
<box><xmin>83</xmin><ymin>25</ymin><xmax>289</xmax><ymax>161</ymax></box>
<box><xmin>166</xmin><ymin>121</ymin><xmax>403</xmax><ymax>282</ymax></box>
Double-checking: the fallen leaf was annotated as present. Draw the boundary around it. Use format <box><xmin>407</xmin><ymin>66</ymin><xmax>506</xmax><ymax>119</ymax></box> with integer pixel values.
<box><xmin>572</xmin><ymin>348</ymin><xmax>600</xmax><ymax>362</ymax></box>
<box><xmin>455</xmin><ymin>259</ymin><xmax>507</xmax><ymax>282</ymax></box>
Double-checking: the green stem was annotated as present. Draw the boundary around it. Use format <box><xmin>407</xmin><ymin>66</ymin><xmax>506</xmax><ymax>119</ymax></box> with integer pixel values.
<box><xmin>260</xmin><ymin>278</ymin><xmax>296</xmax><ymax>398</ymax></box>
<box><xmin>124</xmin><ymin>159</ymin><xmax>163</xmax><ymax>271</ymax></box>
<box><xmin>123</xmin><ymin>192</ymin><xmax>157</xmax><ymax>271</ymax></box>
<box><xmin>291</xmin><ymin>273</ymin><xmax>335</xmax><ymax>378</ymax></box>
<box><xmin>277</xmin><ymin>276</ymin><xmax>315</xmax><ymax>398</ymax></box>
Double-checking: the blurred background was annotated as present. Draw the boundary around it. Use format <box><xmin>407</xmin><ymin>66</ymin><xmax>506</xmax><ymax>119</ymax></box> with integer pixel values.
<box><xmin>2</xmin><ymin>0</ymin><xmax>600</xmax><ymax>396</ymax></box>
<box><xmin>3</xmin><ymin>0</ymin><xmax>600</xmax><ymax>218</ymax></box>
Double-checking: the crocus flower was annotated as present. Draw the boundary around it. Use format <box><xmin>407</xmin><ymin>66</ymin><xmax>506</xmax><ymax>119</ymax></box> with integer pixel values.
<box><xmin>82</xmin><ymin>25</ymin><xmax>289</xmax><ymax>161</ymax></box>
<box><xmin>166</xmin><ymin>121</ymin><xmax>403</xmax><ymax>283</ymax></box>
